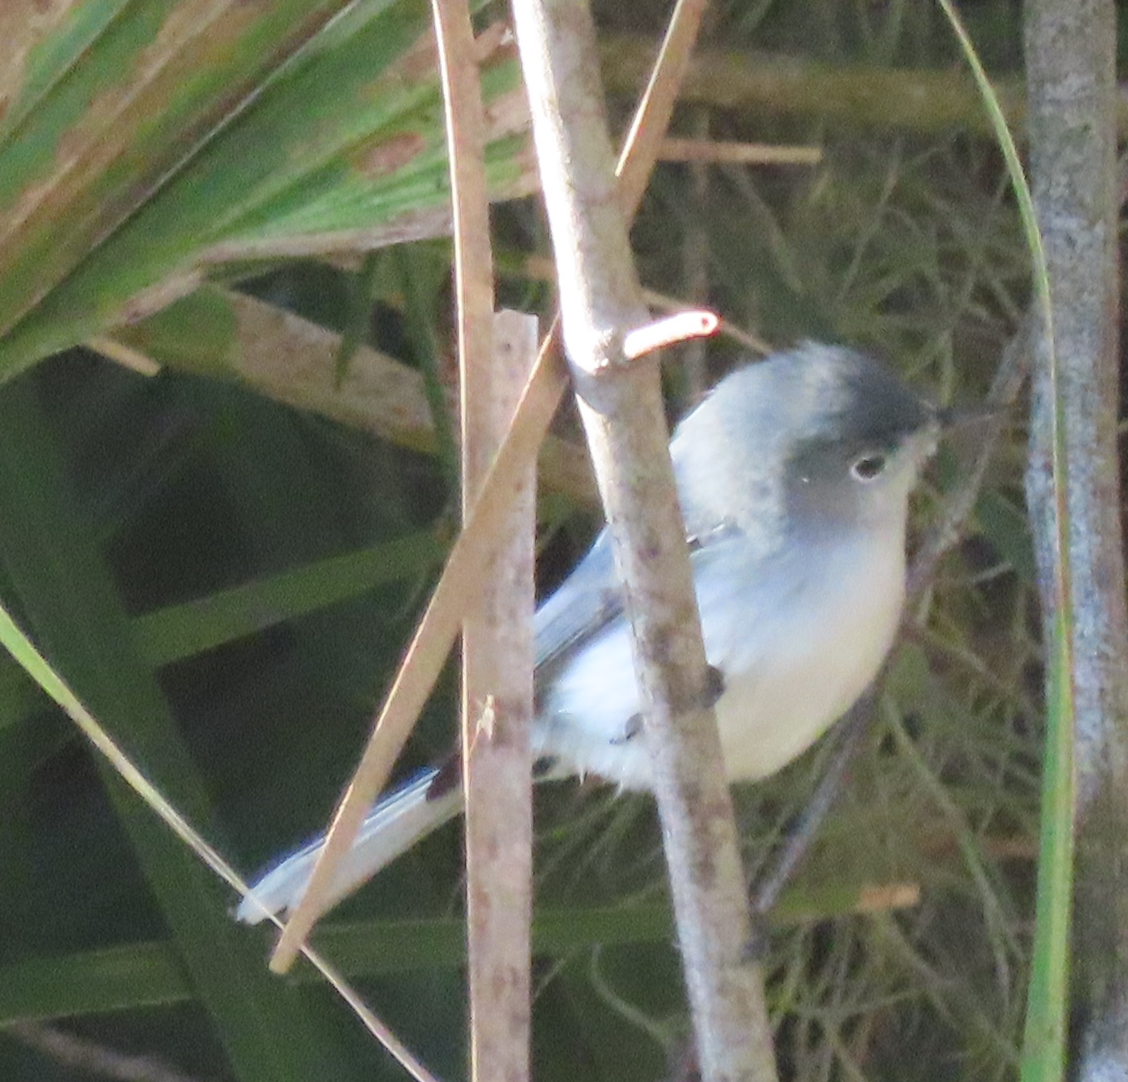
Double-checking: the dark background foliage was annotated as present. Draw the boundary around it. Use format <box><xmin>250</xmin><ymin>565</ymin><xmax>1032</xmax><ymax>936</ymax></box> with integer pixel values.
<box><xmin>0</xmin><ymin>0</ymin><xmax>1112</xmax><ymax>1079</ymax></box>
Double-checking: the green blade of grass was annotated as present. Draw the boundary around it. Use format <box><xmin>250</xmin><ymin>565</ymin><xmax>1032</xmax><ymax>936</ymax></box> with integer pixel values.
<box><xmin>0</xmin><ymin>878</ymin><xmax>914</xmax><ymax>1023</ymax></box>
<box><xmin>0</xmin><ymin>377</ymin><xmax>365</xmax><ymax>1082</ymax></box>
<box><xmin>133</xmin><ymin>532</ymin><xmax>446</xmax><ymax>667</ymax></box>
<box><xmin>935</xmin><ymin>4</ymin><xmax>1073</xmax><ymax>1080</ymax></box>
<box><xmin>0</xmin><ymin>531</ymin><xmax>447</xmax><ymax>732</ymax></box>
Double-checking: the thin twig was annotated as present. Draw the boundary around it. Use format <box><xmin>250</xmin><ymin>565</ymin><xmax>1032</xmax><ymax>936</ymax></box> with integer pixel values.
<box><xmin>752</xmin><ymin>692</ymin><xmax>874</xmax><ymax>918</ymax></box>
<box><xmin>86</xmin><ymin>336</ymin><xmax>161</xmax><ymax>377</ymax></box>
<box><xmin>614</xmin><ymin>0</ymin><xmax>711</xmax><ymax>218</ymax></box>
<box><xmin>519</xmin><ymin>255</ymin><xmax>770</xmax><ymax>354</ymax></box>
<box><xmin>680</xmin><ymin>106</ymin><xmax>711</xmax><ymax>405</ymax></box>
<box><xmin>907</xmin><ymin>327</ymin><xmax>1030</xmax><ymax>606</ymax></box>
<box><xmin>659</xmin><ymin>137</ymin><xmax>822</xmax><ymax>165</ymax></box>
<box><xmin>6</xmin><ymin>1022</ymin><xmax>208</xmax><ymax>1082</ymax></box>
<box><xmin>622</xmin><ymin>310</ymin><xmax>717</xmax><ymax>359</ymax></box>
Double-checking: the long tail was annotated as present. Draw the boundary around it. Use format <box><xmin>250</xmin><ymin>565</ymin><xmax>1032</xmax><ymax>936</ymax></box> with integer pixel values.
<box><xmin>236</xmin><ymin>769</ymin><xmax>461</xmax><ymax>925</ymax></box>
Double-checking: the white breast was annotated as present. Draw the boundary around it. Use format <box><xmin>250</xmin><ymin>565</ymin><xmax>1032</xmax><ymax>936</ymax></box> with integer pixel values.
<box><xmin>533</xmin><ymin>525</ymin><xmax>907</xmax><ymax>791</ymax></box>
<box><xmin>713</xmin><ymin>528</ymin><xmax>906</xmax><ymax>781</ymax></box>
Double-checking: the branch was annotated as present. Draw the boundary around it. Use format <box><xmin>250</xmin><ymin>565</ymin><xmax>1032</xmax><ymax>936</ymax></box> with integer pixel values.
<box><xmin>1024</xmin><ymin>0</ymin><xmax>1128</xmax><ymax>1075</ymax></box>
<box><xmin>457</xmin><ymin>311</ymin><xmax>537</xmax><ymax>1082</ymax></box>
<box><xmin>426</xmin><ymin>1</ymin><xmax>539</xmax><ymax>1078</ymax></box>
<box><xmin>599</xmin><ymin>35</ymin><xmax>1128</xmax><ymax>137</ymax></box>
<box><xmin>511</xmin><ymin>1</ymin><xmax>777</xmax><ymax>1080</ymax></box>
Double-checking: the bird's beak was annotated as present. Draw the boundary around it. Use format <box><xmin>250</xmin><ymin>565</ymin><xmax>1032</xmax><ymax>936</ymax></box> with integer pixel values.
<box><xmin>936</xmin><ymin>401</ymin><xmax>1008</xmax><ymax>431</ymax></box>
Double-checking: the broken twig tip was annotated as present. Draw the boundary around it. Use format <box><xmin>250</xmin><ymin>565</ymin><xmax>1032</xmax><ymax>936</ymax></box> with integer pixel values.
<box><xmin>623</xmin><ymin>309</ymin><xmax>719</xmax><ymax>360</ymax></box>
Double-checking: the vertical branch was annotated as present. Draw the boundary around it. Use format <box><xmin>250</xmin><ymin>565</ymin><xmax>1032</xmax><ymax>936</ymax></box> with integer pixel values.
<box><xmin>460</xmin><ymin>305</ymin><xmax>537</xmax><ymax>1082</ymax></box>
<box><xmin>681</xmin><ymin>105</ymin><xmax>712</xmax><ymax>405</ymax></box>
<box><xmin>676</xmin><ymin>3</ymin><xmax>719</xmax><ymax>407</ymax></box>
<box><xmin>510</xmin><ymin>1</ymin><xmax>778</xmax><ymax>1080</ymax></box>
<box><xmin>268</xmin><ymin>340</ymin><xmax>562</xmax><ymax>973</ymax></box>
<box><xmin>431</xmin><ymin>3</ymin><xmax>536</xmax><ymax>1080</ymax></box>
<box><xmin>1023</xmin><ymin>0</ymin><xmax>1128</xmax><ymax>1074</ymax></box>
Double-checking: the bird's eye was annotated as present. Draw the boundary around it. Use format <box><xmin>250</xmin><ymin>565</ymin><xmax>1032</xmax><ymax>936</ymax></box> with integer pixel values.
<box><xmin>851</xmin><ymin>452</ymin><xmax>887</xmax><ymax>481</ymax></box>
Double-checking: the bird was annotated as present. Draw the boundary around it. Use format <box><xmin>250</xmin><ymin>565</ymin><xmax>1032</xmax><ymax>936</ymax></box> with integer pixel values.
<box><xmin>237</xmin><ymin>341</ymin><xmax>941</xmax><ymax>924</ymax></box>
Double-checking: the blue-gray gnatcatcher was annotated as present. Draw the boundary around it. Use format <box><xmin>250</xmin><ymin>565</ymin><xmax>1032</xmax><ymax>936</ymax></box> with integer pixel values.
<box><xmin>237</xmin><ymin>341</ymin><xmax>941</xmax><ymax>925</ymax></box>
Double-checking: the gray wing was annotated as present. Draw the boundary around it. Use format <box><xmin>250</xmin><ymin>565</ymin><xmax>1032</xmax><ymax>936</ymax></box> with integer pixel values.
<box><xmin>533</xmin><ymin>521</ymin><xmax>744</xmax><ymax>692</ymax></box>
<box><xmin>534</xmin><ymin>530</ymin><xmax>622</xmax><ymax>678</ymax></box>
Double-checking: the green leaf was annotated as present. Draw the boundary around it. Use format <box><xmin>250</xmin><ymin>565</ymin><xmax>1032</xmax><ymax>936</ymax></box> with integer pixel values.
<box><xmin>0</xmin><ymin>378</ymin><xmax>364</xmax><ymax>1082</ymax></box>
<box><xmin>134</xmin><ymin>531</ymin><xmax>446</xmax><ymax>666</ymax></box>
<box><xmin>0</xmin><ymin>0</ymin><xmax>530</xmax><ymax>381</ymax></box>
